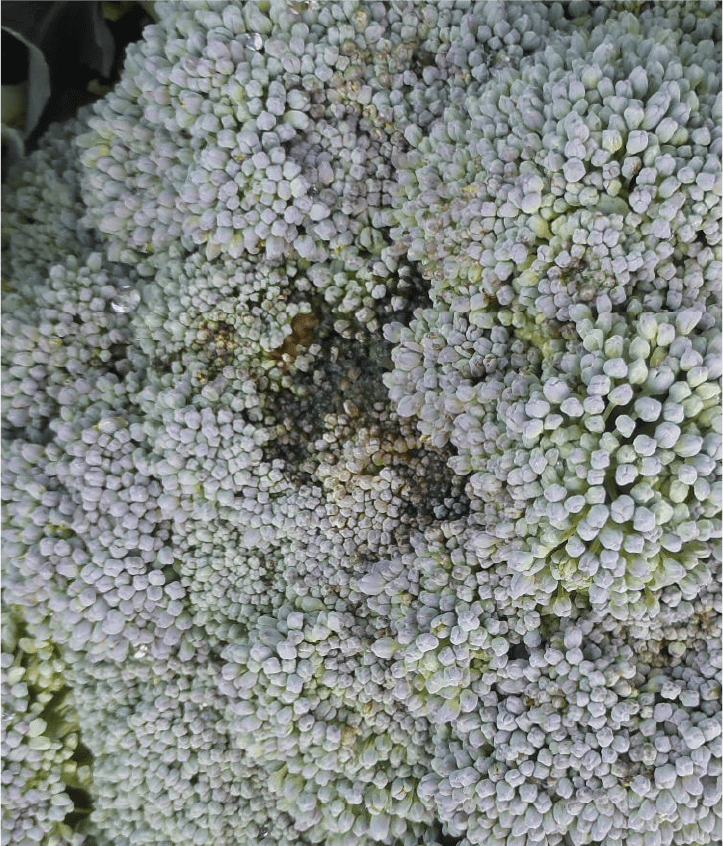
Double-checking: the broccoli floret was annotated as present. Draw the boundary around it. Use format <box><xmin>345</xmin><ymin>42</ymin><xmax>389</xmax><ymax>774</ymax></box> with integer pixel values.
<box><xmin>2</xmin><ymin>2</ymin><xmax>720</xmax><ymax>845</ymax></box>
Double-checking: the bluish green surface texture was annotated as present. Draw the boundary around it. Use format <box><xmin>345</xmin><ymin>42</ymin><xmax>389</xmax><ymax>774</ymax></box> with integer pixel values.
<box><xmin>2</xmin><ymin>2</ymin><xmax>721</xmax><ymax>845</ymax></box>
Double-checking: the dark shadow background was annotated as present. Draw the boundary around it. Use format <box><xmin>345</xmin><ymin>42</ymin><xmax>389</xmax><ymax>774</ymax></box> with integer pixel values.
<box><xmin>2</xmin><ymin>1</ymin><xmax>154</xmax><ymax>179</ymax></box>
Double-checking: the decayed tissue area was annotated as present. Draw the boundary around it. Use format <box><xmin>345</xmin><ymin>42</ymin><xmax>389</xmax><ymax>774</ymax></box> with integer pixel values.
<box><xmin>1</xmin><ymin>2</ymin><xmax>721</xmax><ymax>845</ymax></box>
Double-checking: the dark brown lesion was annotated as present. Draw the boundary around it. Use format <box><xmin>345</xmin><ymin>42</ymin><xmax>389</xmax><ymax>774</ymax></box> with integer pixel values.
<box><xmin>195</xmin><ymin>318</ymin><xmax>236</xmax><ymax>353</ymax></box>
<box><xmin>186</xmin><ymin>317</ymin><xmax>239</xmax><ymax>381</ymax></box>
<box><xmin>270</xmin><ymin>311</ymin><xmax>318</xmax><ymax>366</ymax></box>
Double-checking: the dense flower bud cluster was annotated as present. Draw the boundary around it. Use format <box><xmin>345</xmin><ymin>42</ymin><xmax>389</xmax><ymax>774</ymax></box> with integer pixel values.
<box><xmin>387</xmin><ymin>301</ymin><xmax>721</xmax><ymax>631</ymax></box>
<box><xmin>1</xmin><ymin>609</ymin><xmax>92</xmax><ymax>845</ymax></box>
<box><xmin>2</xmin><ymin>2</ymin><xmax>720</xmax><ymax>845</ymax></box>
<box><xmin>391</xmin><ymin>1</ymin><xmax>721</xmax><ymax>317</ymax></box>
